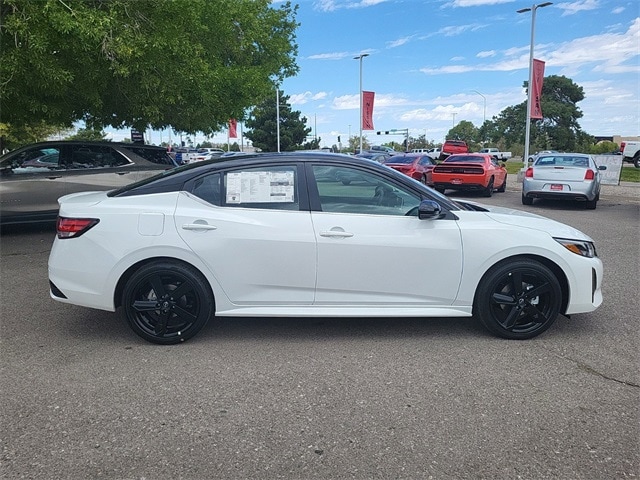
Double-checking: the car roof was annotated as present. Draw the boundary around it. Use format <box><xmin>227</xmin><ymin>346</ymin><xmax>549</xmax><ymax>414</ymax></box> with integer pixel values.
<box><xmin>0</xmin><ymin>140</ymin><xmax>166</xmax><ymax>159</ymax></box>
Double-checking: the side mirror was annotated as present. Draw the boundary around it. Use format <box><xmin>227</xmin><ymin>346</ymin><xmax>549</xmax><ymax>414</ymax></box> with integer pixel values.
<box><xmin>418</xmin><ymin>199</ymin><xmax>442</xmax><ymax>220</ymax></box>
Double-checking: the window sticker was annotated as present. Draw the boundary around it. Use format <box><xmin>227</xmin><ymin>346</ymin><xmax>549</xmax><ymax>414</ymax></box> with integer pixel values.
<box><xmin>226</xmin><ymin>170</ymin><xmax>295</xmax><ymax>204</ymax></box>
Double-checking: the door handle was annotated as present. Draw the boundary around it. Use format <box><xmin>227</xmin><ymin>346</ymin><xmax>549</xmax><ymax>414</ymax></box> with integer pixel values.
<box><xmin>319</xmin><ymin>231</ymin><xmax>354</xmax><ymax>238</ymax></box>
<box><xmin>182</xmin><ymin>223</ymin><xmax>217</xmax><ymax>231</ymax></box>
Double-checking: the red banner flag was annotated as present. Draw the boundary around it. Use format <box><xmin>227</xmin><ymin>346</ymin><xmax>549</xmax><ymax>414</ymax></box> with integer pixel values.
<box><xmin>362</xmin><ymin>91</ymin><xmax>375</xmax><ymax>130</ymax></box>
<box><xmin>530</xmin><ymin>59</ymin><xmax>545</xmax><ymax>119</ymax></box>
<box><xmin>229</xmin><ymin>119</ymin><xmax>238</xmax><ymax>138</ymax></box>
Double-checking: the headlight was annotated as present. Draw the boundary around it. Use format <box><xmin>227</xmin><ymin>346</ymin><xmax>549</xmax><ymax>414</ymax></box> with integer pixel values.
<box><xmin>554</xmin><ymin>238</ymin><xmax>597</xmax><ymax>258</ymax></box>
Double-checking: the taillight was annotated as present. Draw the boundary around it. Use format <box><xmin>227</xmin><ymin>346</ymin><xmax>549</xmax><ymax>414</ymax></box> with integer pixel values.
<box><xmin>620</xmin><ymin>141</ymin><xmax>626</xmax><ymax>151</ymax></box>
<box><xmin>525</xmin><ymin>167</ymin><xmax>534</xmax><ymax>178</ymax></box>
<box><xmin>584</xmin><ymin>169</ymin><xmax>595</xmax><ymax>180</ymax></box>
<box><xmin>56</xmin><ymin>217</ymin><xmax>100</xmax><ymax>239</ymax></box>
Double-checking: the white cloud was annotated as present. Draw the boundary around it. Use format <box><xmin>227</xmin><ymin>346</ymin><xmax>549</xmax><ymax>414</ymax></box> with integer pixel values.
<box><xmin>477</xmin><ymin>50</ymin><xmax>497</xmax><ymax>58</ymax></box>
<box><xmin>314</xmin><ymin>0</ymin><xmax>388</xmax><ymax>12</ymax></box>
<box><xmin>557</xmin><ymin>0</ymin><xmax>600</xmax><ymax>16</ymax></box>
<box><xmin>612</xmin><ymin>6</ymin><xmax>624</xmax><ymax>14</ymax></box>
<box><xmin>387</xmin><ymin>36</ymin><xmax>412</xmax><ymax>48</ymax></box>
<box><xmin>307</xmin><ymin>52</ymin><xmax>352</xmax><ymax>60</ymax></box>
<box><xmin>449</xmin><ymin>0</ymin><xmax>516</xmax><ymax>6</ymax></box>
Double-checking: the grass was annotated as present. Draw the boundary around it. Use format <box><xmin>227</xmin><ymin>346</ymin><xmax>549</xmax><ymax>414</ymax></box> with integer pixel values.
<box><xmin>502</xmin><ymin>161</ymin><xmax>640</xmax><ymax>182</ymax></box>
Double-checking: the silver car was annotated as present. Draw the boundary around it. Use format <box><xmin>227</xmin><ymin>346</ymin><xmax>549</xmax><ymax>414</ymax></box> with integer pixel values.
<box><xmin>522</xmin><ymin>153</ymin><xmax>606</xmax><ymax>209</ymax></box>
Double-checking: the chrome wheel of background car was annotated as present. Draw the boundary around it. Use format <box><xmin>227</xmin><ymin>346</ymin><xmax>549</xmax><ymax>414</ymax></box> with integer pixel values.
<box><xmin>474</xmin><ymin>259</ymin><xmax>562</xmax><ymax>339</ymax></box>
<box><xmin>122</xmin><ymin>261</ymin><xmax>214</xmax><ymax>344</ymax></box>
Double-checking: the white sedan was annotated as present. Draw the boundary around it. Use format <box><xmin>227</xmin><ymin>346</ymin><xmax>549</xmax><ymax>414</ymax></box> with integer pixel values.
<box><xmin>48</xmin><ymin>153</ymin><xmax>604</xmax><ymax>344</ymax></box>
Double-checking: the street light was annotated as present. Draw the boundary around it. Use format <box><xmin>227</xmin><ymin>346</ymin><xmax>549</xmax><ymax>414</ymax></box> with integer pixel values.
<box><xmin>354</xmin><ymin>53</ymin><xmax>369</xmax><ymax>153</ymax></box>
<box><xmin>518</xmin><ymin>2</ymin><xmax>552</xmax><ymax>164</ymax></box>
<box><xmin>276</xmin><ymin>87</ymin><xmax>281</xmax><ymax>153</ymax></box>
<box><xmin>472</xmin><ymin>90</ymin><xmax>486</xmax><ymax>124</ymax></box>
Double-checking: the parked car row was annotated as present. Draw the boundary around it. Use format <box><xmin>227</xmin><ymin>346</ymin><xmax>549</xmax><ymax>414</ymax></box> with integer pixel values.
<box><xmin>0</xmin><ymin>140</ymin><xmax>610</xmax><ymax>227</ymax></box>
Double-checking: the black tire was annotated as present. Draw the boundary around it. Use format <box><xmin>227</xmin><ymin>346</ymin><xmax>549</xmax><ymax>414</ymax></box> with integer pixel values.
<box><xmin>122</xmin><ymin>261</ymin><xmax>214</xmax><ymax>344</ymax></box>
<box><xmin>474</xmin><ymin>259</ymin><xmax>562</xmax><ymax>339</ymax></box>
<box><xmin>633</xmin><ymin>153</ymin><xmax>640</xmax><ymax>168</ymax></box>
<box><xmin>522</xmin><ymin>193</ymin><xmax>533</xmax><ymax>205</ymax></box>
<box><xmin>483</xmin><ymin>177</ymin><xmax>494</xmax><ymax>197</ymax></box>
<box><xmin>497</xmin><ymin>176</ymin><xmax>507</xmax><ymax>193</ymax></box>
<box><xmin>421</xmin><ymin>174</ymin><xmax>427</xmax><ymax>184</ymax></box>
<box><xmin>435</xmin><ymin>186</ymin><xmax>446</xmax><ymax>194</ymax></box>
<box><xmin>585</xmin><ymin>198</ymin><xmax>597</xmax><ymax>209</ymax></box>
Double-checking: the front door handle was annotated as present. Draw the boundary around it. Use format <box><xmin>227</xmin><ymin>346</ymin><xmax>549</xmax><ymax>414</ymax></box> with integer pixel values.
<box><xmin>319</xmin><ymin>231</ymin><xmax>354</xmax><ymax>238</ymax></box>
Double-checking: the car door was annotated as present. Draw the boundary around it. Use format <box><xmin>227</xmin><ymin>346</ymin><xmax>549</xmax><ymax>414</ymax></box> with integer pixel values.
<box><xmin>0</xmin><ymin>143</ymin><xmax>67</xmax><ymax>222</ymax></box>
<box><xmin>175</xmin><ymin>164</ymin><xmax>317</xmax><ymax>306</ymax></box>
<box><xmin>308</xmin><ymin>164</ymin><xmax>463</xmax><ymax>306</ymax></box>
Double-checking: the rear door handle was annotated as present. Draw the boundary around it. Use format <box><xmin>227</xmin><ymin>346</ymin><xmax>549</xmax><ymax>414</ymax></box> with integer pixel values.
<box><xmin>182</xmin><ymin>223</ymin><xmax>217</xmax><ymax>231</ymax></box>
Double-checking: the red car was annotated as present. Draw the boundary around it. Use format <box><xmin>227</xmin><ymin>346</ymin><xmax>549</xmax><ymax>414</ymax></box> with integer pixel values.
<box><xmin>439</xmin><ymin>139</ymin><xmax>468</xmax><ymax>160</ymax></box>
<box><xmin>382</xmin><ymin>153</ymin><xmax>436</xmax><ymax>183</ymax></box>
<box><xmin>430</xmin><ymin>153</ymin><xmax>507</xmax><ymax>197</ymax></box>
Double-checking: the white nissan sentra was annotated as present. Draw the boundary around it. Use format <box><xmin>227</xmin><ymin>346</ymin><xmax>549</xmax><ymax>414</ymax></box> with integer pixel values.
<box><xmin>48</xmin><ymin>152</ymin><xmax>604</xmax><ymax>344</ymax></box>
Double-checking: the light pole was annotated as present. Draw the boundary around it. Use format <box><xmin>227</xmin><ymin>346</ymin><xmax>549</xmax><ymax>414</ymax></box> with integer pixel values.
<box><xmin>276</xmin><ymin>87</ymin><xmax>281</xmax><ymax>153</ymax></box>
<box><xmin>354</xmin><ymin>53</ymin><xmax>369</xmax><ymax>153</ymax></box>
<box><xmin>518</xmin><ymin>2</ymin><xmax>552</xmax><ymax>164</ymax></box>
<box><xmin>452</xmin><ymin>112</ymin><xmax>457</xmax><ymax>128</ymax></box>
<box><xmin>472</xmin><ymin>90</ymin><xmax>486</xmax><ymax>124</ymax></box>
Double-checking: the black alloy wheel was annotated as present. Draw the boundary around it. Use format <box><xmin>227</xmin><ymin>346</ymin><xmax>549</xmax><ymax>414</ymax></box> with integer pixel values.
<box><xmin>122</xmin><ymin>261</ymin><xmax>213</xmax><ymax>344</ymax></box>
<box><xmin>474</xmin><ymin>259</ymin><xmax>562</xmax><ymax>339</ymax></box>
<box><xmin>497</xmin><ymin>176</ymin><xmax>507</xmax><ymax>192</ymax></box>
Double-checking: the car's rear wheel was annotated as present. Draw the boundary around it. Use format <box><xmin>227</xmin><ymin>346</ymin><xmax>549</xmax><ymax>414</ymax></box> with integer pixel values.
<box><xmin>585</xmin><ymin>198</ymin><xmax>597</xmax><ymax>209</ymax></box>
<box><xmin>122</xmin><ymin>261</ymin><xmax>213</xmax><ymax>344</ymax></box>
<box><xmin>522</xmin><ymin>193</ymin><xmax>533</xmax><ymax>205</ymax></box>
<box><xmin>474</xmin><ymin>259</ymin><xmax>562</xmax><ymax>339</ymax></box>
<box><xmin>633</xmin><ymin>152</ymin><xmax>640</xmax><ymax>168</ymax></box>
<box><xmin>483</xmin><ymin>177</ymin><xmax>494</xmax><ymax>197</ymax></box>
<box><xmin>421</xmin><ymin>174</ymin><xmax>427</xmax><ymax>184</ymax></box>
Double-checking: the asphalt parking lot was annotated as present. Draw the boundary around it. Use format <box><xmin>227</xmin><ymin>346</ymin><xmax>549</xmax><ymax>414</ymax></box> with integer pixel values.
<box><xmin>1</xmin><ymin>179</ymin><xmax>638</xmax><ymax>479</ymax></box>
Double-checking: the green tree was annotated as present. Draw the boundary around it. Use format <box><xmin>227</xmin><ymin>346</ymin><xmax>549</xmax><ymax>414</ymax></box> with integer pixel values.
<box><xmin>348</xmin><ymin>134</ymin><xmax>370</xmax><ymax>152</ymax></box>
<box><xmin>244</xmin><ymin>91</ymin><xmax>311</xmax><ymax>152</ymax></box>
<box><xmin>64</xmin><ymin>128</ymin><xmax>109</xmax><ymax>142</ymax></box>
<box><xmin>0</xmin><ymin>122</ymin><xmax>70</xmax><ymax>151</ymax></box>
<box><xmin>447</xmin><ymin>120</ymin><xmax>479</xmax><ymax>149</ymax></box>
<box><xmin>482</xmin><ymin>75</ymin><xmax>589</xmax><ymax>154</ymax></box>
<box><xmin>1</xmin><ymin>0</ymin><xmax>299</xmax><ymax>148</ymax></box>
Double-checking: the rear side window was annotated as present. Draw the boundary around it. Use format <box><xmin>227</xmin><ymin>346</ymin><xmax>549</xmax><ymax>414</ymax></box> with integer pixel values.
<box><xmin>222</xmin><ymin>165</ymin><xmax>299</xmax><ymax>210</ymax></box>
<box><xmin>67</xmin><ymin>145</ymin><xmax>128</xmax><ymax>169</ymax></box>
<box><xmin>118</xmin><ymin>145</ymin><xmax>175</xmax><ymax>165</ymax></box>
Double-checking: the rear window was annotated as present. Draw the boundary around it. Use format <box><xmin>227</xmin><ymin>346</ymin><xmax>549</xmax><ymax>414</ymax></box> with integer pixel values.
<box><xmin>444</xmin><ymin>155</ymin><xmax>484</xmax><ymax>163</ymax></box>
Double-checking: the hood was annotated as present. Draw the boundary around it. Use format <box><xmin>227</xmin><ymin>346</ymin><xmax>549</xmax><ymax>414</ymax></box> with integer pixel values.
<box><xmin>454</xmin><ymin>199</ymin><xmax>593</xmax><ymax>241</ymax></box>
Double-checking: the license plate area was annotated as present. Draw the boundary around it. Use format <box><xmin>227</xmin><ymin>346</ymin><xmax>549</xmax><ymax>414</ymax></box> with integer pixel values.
<box><xmin>451</xmin><ymin>178</ymin><xmax>463</xmax><ymax>184</ymax></box>
<box><xmin>550</xmin><ymin>184</ymin><xmax>564</xmax><ymax>191</ymax></box>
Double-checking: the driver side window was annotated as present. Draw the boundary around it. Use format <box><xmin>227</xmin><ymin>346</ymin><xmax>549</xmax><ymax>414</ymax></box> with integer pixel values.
<box><xmin>312</xmin><ymin>165</ymin><xmax>420</xmax><ymax>216</ymax></box>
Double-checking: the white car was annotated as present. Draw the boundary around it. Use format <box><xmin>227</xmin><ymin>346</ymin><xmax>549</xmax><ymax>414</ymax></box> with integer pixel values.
<box><xmin>48</xmin><ymin>153</ymin><xmax>603</xmax><ymax>344</ymax></box>
<box><xmin>522</xmin><ymin>153</ymin><xmax>606</xmax><ymax>209</ymax></box>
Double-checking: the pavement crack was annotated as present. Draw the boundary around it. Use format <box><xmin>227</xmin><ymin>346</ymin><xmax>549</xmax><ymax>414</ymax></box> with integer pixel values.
<box><xmin>552</xmin><ymin>352</ymin><xmax>640</xmax><ymax>388</ymax></box>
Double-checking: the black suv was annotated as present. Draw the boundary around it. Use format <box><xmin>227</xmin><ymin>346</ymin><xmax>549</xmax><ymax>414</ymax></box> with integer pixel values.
<box><xmin>0</xmin><ymin>141</ymin><xmax>178</xmax><ymax>225</ymax></box>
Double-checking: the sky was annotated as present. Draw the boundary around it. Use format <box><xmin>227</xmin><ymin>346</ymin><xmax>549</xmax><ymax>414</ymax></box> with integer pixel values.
<box><xmin>106</xmin><ymin>0</ymin><xmax>639</xmax><ymax>149</ymax></box>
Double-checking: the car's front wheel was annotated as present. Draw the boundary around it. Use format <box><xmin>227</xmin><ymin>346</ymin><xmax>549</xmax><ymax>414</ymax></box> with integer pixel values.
<box><xmin>474</xmin><ymin>259</ymin><xmax>562</xmax><ymax>339</ymax></box>
<box><xmin>122</xmin><ymin>261</ymin><xmax>214</xmax><ymax>344</ymax></box>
